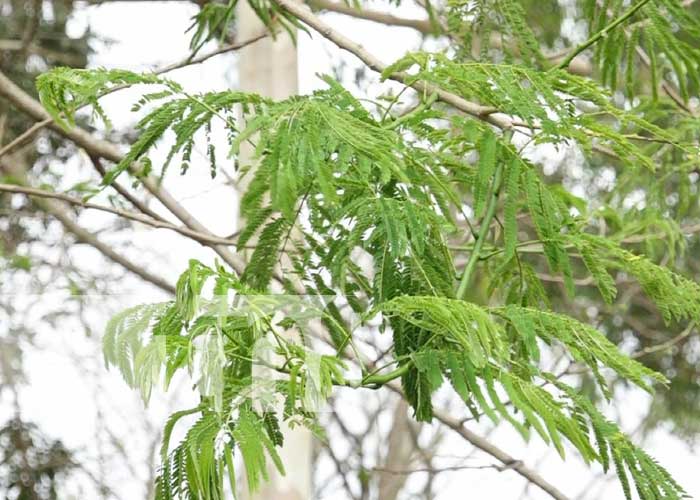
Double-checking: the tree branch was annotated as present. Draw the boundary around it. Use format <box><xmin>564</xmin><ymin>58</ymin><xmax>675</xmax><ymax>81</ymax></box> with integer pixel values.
<box><xmin>0</xmin><ymin>39</ymin><xmax>85</xmax><ymax>66</ymax></box>
<box><xmin>0</xmin><ymin>160</ymin><xmax>175</xmax><ymax>294</ymax></box>
<box><xmin>0</xmin><ymin>68</ymin><xmax>247</xmax><ymax>274</ymax></box>
<box><xmin>20</xmin><ymin>0</ymin><xmax>42</xmax><ymax>53</ymax></box>
<box><xmin>456</xmin><ymin>159</ymin><xmax>504</xmax><ymax>299</ymax></box>
<box><xmin>432</xmin><ymin>411</ymin><xmax>570</xmax><ymax>500</ymax></box>
<box><xmin>308</xmin><ymin>0</ymin><xmax>592</xmax><ymax>76</ymax></box>
<box><xmin>43</xmin><ymin>195</ymin><xmax>177</xmax><ymax>294</ymax></box>
<box><xmin>270</xmin><ymin>0</ymin><xmax>514</xmax><ymax>128</ymax></box>
<box><xmin>556</xmin><ymin>0</ymin><xmax>652</xmax><ymax>70</ymax></box>
<box><xmin>308</xmin><ymin>0</ymin><xmax>436</xmax><ymax>34</ymax></box>
<box><xmin>380</xmin><ymin>382</ymin><xmax>570</xmax><ymax>500</ymax></box>
<box><xmin>88</xmin><ymin>155</ymin><xmax>165</xmax><ymax>222</ymax></box>
<box><xmin>0</xmin><ymin>182</ymin><xmax>240</xmax><ymax>246</ymax></box>
<box><xmin>371</xmin><ymin>461</ymin><xmax>521</xmax><ymax>475</ymax></box>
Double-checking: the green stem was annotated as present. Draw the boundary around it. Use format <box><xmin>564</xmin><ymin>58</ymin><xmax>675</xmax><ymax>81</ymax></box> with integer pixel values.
<box><xmin>263</xmin><ymin>355</ymin><xmax>410</xmax><ymax>389</ymax></box>
<box><xmin>385</xmin><ymin>92</ymin><xmax>439</xmax><ymax>130</ymax></box>
<box><xmin>359</xmin><ymin>362</ymin><xmax>411</xmax><ymax>387</ymax></box>
<box><xmin>456</xmin><ymin>161</ymin><xmax>505</xmax><ymax>300</ymax></box>
<box><xmin>555</xmin><ymin>0</ymin><xmax>651</xmax><ymax>71</ymax></box>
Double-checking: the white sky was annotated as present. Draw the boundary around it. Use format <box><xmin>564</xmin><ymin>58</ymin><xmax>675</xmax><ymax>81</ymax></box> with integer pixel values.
<box><xmin>3</xmin><ymin>1</ymin><xmax>698</xmax><ymax>499</ymax></box>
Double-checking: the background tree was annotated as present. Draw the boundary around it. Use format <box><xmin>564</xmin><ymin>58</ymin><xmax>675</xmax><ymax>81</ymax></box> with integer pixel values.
<box><xmin>1</xmin><ymin>1</ymin><xmax>183</xmax><ymax>498</ymax></box>
<box><xmin>0</xmin><ymin>3</ymin><xmax>93</xmax><ymax>498</ymax></box>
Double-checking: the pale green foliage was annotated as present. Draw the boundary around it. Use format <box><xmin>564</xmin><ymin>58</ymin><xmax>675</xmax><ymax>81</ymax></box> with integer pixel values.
<box><xmin>235</xmin><ymin>77</ymin><xmax>406</xmax><ymax>220</ymax></box>
<box><xmin>383</xmin><ymin>52</ymin><xmax>685</xmax><ymax>167</ymax></box>
<box><xmin>495</xmin><ymin>306</ymin><xmax>664</xmax><ymax>394</ymax></box>
<box><xmin>155</xmin><ymin>407</ymin><xmax>284</xmax><ymax>500</ymax></box>
<box><xmin>36</xmin><ymin>67</ymin><xmax>174</xmax><ymax>128</ymax></box>
<box><xmin>104</xmin><ymin>261</ymin><xmax>343</xmax><ymax>497</ymax></box>
<box><xmin>35</xmin><ymin>0</ymin><xmax>700</xmax><ymax>498</ymax></box>
<box><xmin>103</xmin><ymin>302</ymin><xmax>169</xmax><ymax>397</ymax></box>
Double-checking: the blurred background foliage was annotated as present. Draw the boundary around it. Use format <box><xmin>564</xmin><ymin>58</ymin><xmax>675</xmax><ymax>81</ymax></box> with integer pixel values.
<box><xmin>1</xmin><ymin>2</ymin><xmax>92</xmax><ymax>498</ymax></box>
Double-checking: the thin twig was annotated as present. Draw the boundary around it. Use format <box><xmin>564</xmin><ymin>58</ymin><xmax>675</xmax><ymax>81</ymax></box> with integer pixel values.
<box><xmin>0</xmin><ymin>182</ymin><xmax>240</xmax><ymax>246</ymax></box>
<box><xmin>308</xmin><ymin>0</ymin><xmax>436</xmax><ymax>34</ymax></box>
<box><xmin>371</xmin><ymin>461</ymin><xmax>523</xmax><ymax>475</ymax></box>
<box><xmin>0</xmin><ymin>160</ymin><xmax>175</xmax><ymax>293</ymax></box>
<box><xmin>381</xmin><ymin>382</ymin><xmax>569</xmax><ymax>500</ymax></box>
<box><xmin>631</xmin><ymin>321</ymin><xmax>695</xmax><ymax>359</ymax></box>
<box><xmin>88</xmin><ymin>154</ymin><xmax>165</xmax><ymax>221</ymax></box>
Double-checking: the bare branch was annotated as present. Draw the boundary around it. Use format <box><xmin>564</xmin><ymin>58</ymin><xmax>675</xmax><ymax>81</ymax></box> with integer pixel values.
<box><xmin>632</xmin><ymin>321</ymin><xmax>695</xmax><ymax>359</ymax></box>
<box><xmin>0</xmin><ymin>182</ymin><xmax>240</xmax><ymax>246</ymax></box>
<box><xmin>308</xmin><ymin>0</ymin><xmax>436</xmax><ymax>34</ymax></box>
<box><xmin>88</xmin><ymin>155</ymin><xmax>165</xmax><ymax>222</ymax></box>
<box><xmin>20</xmin><ymin>0</ymin><xmax>42</xmax><ymax>53</ymax></box>
<box><xmin>154</xmin><ymin>31</ymin><xmax>269</xmax><ymax>73</ymax></box>
<box><xmin>0</xmin><ymin>40</ymin><xmax>84</xmax><ymax>66</ymax></box>
<box><xmin>432</xmin><ymin>411</ymin><xmax>570</xmax><ymax>500</ymax></box>
<box><xmin>372</xmin><ymin>461</ymin><xmax>521</xmax><ymax>475</ymax></box>
<box><xmin>324</xmin><ymin>0</ymin><xmax>591</xmax><ymax>76</ymax></box>
<box><xmin>0</xmin><ymin>160</ymin><xmax>175</xmax><ymax>294</ymax></box>
<box><xmin>0</xmin><ymin>39</ymin><xmax>84</xmax><ymax>66</ymax></box>
<box><xmin>319</xmin><ymin>435</ymin><xmax>360</xmax><ymax>500</ymax></box>
<box><xmin>383</xmin><ymin>383</ymin><xmax>569</xmax><ymax>500</ymax></box>
<box><xmin>0</xmin><ymin>119</ymin><xmax>50</xmax><ymax>162</ymax></box>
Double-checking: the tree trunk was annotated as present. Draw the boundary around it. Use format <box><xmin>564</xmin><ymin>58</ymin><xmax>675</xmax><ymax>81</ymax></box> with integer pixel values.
<box><xmin>236</xmin><ymin>3</ymin><xmax>312</xmax><ymax>500</ymax></box>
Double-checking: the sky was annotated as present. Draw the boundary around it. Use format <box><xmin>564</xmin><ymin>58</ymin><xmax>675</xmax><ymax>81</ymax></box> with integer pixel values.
<box><xmin>3</xmin><ymin>1</ymin><xmax>699</xmax><ymax>499</ymax></box>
